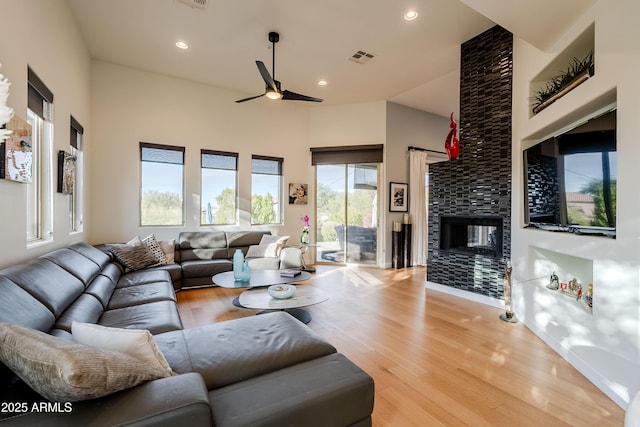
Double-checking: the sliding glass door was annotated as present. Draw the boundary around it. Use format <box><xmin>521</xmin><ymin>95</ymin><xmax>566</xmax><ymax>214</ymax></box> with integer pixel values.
<box><xmin>315</xmin><ymin>163</ymin><xmax>378</xmax><ymax>265</ymax></box>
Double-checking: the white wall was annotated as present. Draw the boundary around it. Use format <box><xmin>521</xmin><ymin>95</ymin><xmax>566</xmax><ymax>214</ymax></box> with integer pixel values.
<box><xmin>90</xmin><ymin>61</ymin><xmax>313</xmax><ymax>244</ymax></box>
<box><xmin>0</xmin><ymin>0</ymin><xmax>91</xmax><ymax>267</ymax></box>
<box><xmin>386</xmin><ymin>102</ymin><xmax>448</xmax><ymax>265</ymax></box>
<box><xmin>511</xmin><ymin>0</ymin><xmax>640</xmax><ymax>407</ymax></box>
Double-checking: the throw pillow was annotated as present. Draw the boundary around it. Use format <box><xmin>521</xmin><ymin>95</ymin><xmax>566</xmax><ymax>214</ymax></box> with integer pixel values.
<box><xmin>142</xmin><ymin>234</ymin><xmax>168</xmax><ymax>266</ymax></box>
<box><xmin>71</xmin><ymin>322</ymin><xmax>174</xmax><ymax>376</ymax></box>
<box><xmin>158</xmin><ymin>239</ymin><xmax>176</xmax><ymax>264</ymax></box>
<box><xmin>107</xmin><ymin>238</ymin><xmax>159</xmax><ymax>271</ymax></box>
<box><xmin>246</xmin><ymin>244</ymin><xmax>268</xmax><ymax>258</ymax></box>
<box><xmin>257</xmin><ymin>235</ymin><xmax>290</xmax><ymax>257</ymax></box>
<box><xmin>0</xmin><ymin>323</ymin><xmax>170</xmax><ymax>402</ymax></box>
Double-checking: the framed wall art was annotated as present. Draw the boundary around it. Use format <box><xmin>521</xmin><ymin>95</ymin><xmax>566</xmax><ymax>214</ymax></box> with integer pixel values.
<box><xmin>389</xmin><ymin>182</ymin><xmax>408</xmax><ymax>212</ymax></box>
<box><xmin>289</xmin><ymin>183</ymin><xmax>308</xmax><ymax>205</ymax></box>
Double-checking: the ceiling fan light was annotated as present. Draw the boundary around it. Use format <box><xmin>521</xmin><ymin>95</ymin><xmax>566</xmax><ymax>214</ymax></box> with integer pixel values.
<box><xmin>265</xmin><ymin>89</ymin><xmax>282</xmax><ymax>100</ymax></box>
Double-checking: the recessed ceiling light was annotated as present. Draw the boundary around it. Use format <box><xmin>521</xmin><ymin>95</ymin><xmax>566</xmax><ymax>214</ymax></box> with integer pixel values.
<box><xmin>175</xmin><ymin>41</ymin><xmax>189</xmax><ymax>50</ymax></box>
<box><xmin>404</xmin><ymin>10</ymin><xmax>419</xmax><ymax>21</ymax></box>
<box><xmin>318</xmin><ymin>80</ymin><xmax>327</xmax><ymax>86</ymax></box>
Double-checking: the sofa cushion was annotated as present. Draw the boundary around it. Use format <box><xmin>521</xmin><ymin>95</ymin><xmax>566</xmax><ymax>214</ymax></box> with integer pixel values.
<box><xmin>246</xmin><ymin>235</ymin><xmax>289</xmax><ymax>258</ymax></box>
<box><xmin>142</xmin><ymin>234</ymin><xmax>168</xmax><ymax>266</ymax></box>
<box><xmin>0</xmin><ymin>276</ymin><xmax>55</xmax><ymax>332</ymax></box>
<box><xmin>209</xmin><ymin>353</ymin><xmax>374</xmax><ymax>427</ymax></box>
<box><xmin>0</xmin><ymin>323</ymin><xmax>170</xmax><ymax>402</ymax></box>
<box><xmin>117</xmin><ymin>268</ymin><xmax>173</xmax><ymax>288</ymax></box>
<box><xmin>108</xmin><ymin>239</ymin><xmax>160</xmax><ymax>272</ymax></box>
<box><xmin>158</xmin><ymin>238</ymin><xmax>176</xmax><ymax>263</ymax></box>
<box><xmin>155</xmin><ymin>311</ymin><xmax>336</xmax><ymax>390</ymax></box>
<box><xmin>41</xmin><ymin>247</ymin><xmax>102</xmax><ymax>287</ymax></box>
<box><xmin>84</xmin><ymin>274</ymin><xmax>117</xmax><ymax>308</ymax></box>
<box><xmin>54</xmin><ymin>293</ymin><xmax>105</xmax><ymax>333</ymax></box>
<box><xmin>0</xmin><ymin>258</ymin><xmax>85</xmax><ymax>319</ymax></box>
<box><xmin>99</xmin><ymin>300</ymin><xmax>183</xmax><ymax>335</ymax></box>
<box><xmin>69</xmin><ymin>242</ymin><xmax>112</xmax><ymax>269</ymax></box>
<box><xmin>178</xmin><ymin>231</ymin><xmax>228</xmax><ymax>261</ymax></box>
<box><xmin>107</xmin><ymin>282</ymin><xmax>176</xmax><ymax>309</ymax></box>
<box><xmin>71</xmin><ymin>322</ymin><xmax>175</xmax><ymax>376</ymax></box>
<box><xmin>181</xmin><ymin>259</ymin><xmax>232</xmax><ymax>280</ymax></box>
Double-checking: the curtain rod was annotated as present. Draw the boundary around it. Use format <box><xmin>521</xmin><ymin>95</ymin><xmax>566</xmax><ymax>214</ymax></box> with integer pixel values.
<box><xmin>407</xmin><ymin>146</ymin><xmax>447</xmax><ymax>155</ymax></box>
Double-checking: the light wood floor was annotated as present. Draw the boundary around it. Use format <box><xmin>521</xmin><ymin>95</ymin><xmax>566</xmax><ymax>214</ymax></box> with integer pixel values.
<box><xmin>176</xmin><ymin>266</ymin><xmax>625</xmax><ymax>426</ymax></box>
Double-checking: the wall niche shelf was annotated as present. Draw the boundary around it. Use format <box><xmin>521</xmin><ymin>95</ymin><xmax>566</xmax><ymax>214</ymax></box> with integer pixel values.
<box><xmin>528</xmin><ymin>246</ymin><xmax>593</xmax><ymax>315</ymax></box>
<box><xmin>529</xmin><ymin>24</ymin><xmax>595</xmax><ymax>117</ymax></box>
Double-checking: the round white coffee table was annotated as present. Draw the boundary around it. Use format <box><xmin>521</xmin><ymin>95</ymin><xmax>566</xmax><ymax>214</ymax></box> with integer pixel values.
<box><xmin>238</xmin><ymin>285</ymin><xmax>327</xmax><ymax>324</ymax></box>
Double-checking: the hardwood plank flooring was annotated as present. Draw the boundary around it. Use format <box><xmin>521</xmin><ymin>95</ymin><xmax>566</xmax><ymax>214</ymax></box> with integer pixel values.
<box><xmin>176</xmin><ymin>266</ymin><xmax>625</xmax><ymax>426</ymax></box>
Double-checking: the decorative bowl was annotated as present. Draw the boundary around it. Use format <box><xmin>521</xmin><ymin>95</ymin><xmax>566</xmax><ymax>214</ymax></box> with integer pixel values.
<box><xmin>268</xmin><ymin>284</ymin><xmax>296</xmax><ymax>299</ymax></box>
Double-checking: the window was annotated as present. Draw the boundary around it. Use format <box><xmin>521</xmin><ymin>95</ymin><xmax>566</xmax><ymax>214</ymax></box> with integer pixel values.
<box><xmin>201</xmin><ymin>150</ymin><xmax>238</xmax><ymax>225</ymax></box>
<box><xmin>140</xmin><ymin>142</ymin><xmax>184</xmax><ymax>226</ymax></box>
<box><xmin>251</xmin><ymin>155</ymin><xmax>283</xmax><ymax>225</ymax></box>
<box><xmin>69</xmin><ymin>116</ymin><xmax>83</xmax><ymax>232</ymax></box>
<box><xmin>26</xmin><ymin>67</ymin><xmax>54</xmax><ymax>243</ymax></box>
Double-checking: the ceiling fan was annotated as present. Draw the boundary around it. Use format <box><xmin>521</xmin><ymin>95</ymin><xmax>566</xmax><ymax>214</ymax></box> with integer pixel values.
<box><xmin>235</xmin><ymin>32</ymin><xmax>323</xmax><ymax>103</ymax></box>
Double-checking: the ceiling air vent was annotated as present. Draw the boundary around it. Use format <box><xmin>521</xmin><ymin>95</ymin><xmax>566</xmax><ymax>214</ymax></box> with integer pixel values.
<box><xmin>176</xmin><ymin>0</ymin><xmax>208</xmax><ymax>10</ymax></box>
<box><xmin>349</xmin><ymin>50</ymin><xmax>375</xmax><ymax>64</ymax></box>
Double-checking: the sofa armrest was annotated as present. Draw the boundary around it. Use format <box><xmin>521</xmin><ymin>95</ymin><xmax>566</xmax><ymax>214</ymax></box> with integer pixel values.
<box><xmin>0</xmin><ymin>373</ymin><xmax>212</xmax><ymax>427</ymax></box>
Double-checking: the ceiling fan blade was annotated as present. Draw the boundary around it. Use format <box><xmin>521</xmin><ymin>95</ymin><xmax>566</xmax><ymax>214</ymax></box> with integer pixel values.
<box><xmin>235</xmin><ymin>93</ymin><xmax>265</xmax><ymax>103</ymax></box>
<box><xmin>256</xmin><ymin>61</ymin><xmax>278</xmax><ymax>92</ymax></box>
<box><xmin>282</xmin><ymin>90</ymin><xmax>323</xmax><ymax>102</ymax></box>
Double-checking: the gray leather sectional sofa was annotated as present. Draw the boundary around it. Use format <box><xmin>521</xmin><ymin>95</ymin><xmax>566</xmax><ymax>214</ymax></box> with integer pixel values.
<box><xmin>98</xmin><ymin>231</ymin><xmax>303</xmax><ymax>290</ymax></box>
<box><xmin>0</xmin><ymin>242</ymin><xmax>374</xmax><ymax>426</ymax></box>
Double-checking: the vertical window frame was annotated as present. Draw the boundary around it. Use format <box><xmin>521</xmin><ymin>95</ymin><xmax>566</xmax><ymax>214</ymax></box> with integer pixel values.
<box><xmin>26</xmin><ymin>67</ymin><xmax>54</xmax><ymax>245</ymax></box>
<box><xmin>139</xmin><ymin>142</ymin><xmax>185</xmax><ymax>227</ymax></box>
<box><xmin>250</xmin><ymin>155</ymin><xmax>283</xmax><ymax>225</ymax></box>
<box><xmin>200</xmin><ymin>149</ymin><xmax>239</xmax><ymax>226</ymax></box>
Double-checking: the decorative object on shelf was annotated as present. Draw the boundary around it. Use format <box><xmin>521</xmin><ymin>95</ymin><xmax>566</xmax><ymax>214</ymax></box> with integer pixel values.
<box><xmin>232</xmin><ymin>249</ymin><xmax>250</xmax><ymax>282</ymax></box>
<box><xmin>389</xmin><ymin>182</ymin><xmax>408</xmax><ymax>212</ymax></box>
<box><xmin>268</xmin><ymin>284</ymin><xmax>296</xmax><ymax>300</ymax></box>
<box><xmin>500</xmin><ymin>261</ymin><xmax>517</xmax><ymax>323</ymax></box>
<box><xmin>547</xmin><ymin>271</ymin><xmax>559</xmax><ymax>290</ymax></box>
<box><xmin>531</xmin><ymin>51</ymin><xmax>594</xmax><ymax>115</ymax></box>
<box><xmin>289</xmin><ymin>183</ymin><xmax>308</xmax><ymax>205</ymax></box>
<box><xmin>300</xmin><ymin>215</ymin><xmax>311</xmax><ymax>244</ymax></box>
<box><xmin>585</xmin><ymin>283</ymin><xmax>593</xmax><ymax>307</ymax></box>
<box><xmin>444</xmin><ymin>112</ymin><xmax>459</xmax><ymax>160</ymax></box>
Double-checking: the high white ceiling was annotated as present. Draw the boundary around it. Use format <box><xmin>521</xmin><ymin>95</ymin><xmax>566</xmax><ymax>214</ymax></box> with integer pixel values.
<box><xmin>66</xmin><ymin>0</ymin><xmax>595</xmax><ymax>118</ymax></box>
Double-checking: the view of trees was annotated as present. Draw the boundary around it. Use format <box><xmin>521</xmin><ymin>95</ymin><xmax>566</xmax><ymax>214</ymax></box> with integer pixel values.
<box><xmin>251</xmin><ymin>193</ymin><xmax>277</xmax><ymax>224</ymax></box>
<box><xmin>141</xmin><ymin>190</ymin><xmax>183</xmax><ymax>225</ymax></box>
<box><xmin>567</xmin><ymin>179</ymin><xmax>616</xmax><ymax>227</ymax></box>
<box><xmin>316</xmin><ymin>183</ymin><xmax>376</xmax><ymax>242</ymax></box>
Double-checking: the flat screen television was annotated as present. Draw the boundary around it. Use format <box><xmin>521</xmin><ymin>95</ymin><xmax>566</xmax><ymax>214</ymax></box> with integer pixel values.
<box><xmin>523</xmin><ymin>108</ymin><xmax>616</xmax><ymax>238</ymax></box>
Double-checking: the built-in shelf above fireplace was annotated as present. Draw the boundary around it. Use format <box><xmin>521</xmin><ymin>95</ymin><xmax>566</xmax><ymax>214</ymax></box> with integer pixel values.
<box><xmin>439</xmin><ymin>215</ymin><xmax>503</xmax><ymax>258</ymax></box>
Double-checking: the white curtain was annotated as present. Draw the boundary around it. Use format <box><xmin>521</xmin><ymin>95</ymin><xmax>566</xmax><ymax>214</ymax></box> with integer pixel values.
<box><xmin>409</xmin><ymin>150</ymin><xmax>428</xmax><ymax>266</ymax></box>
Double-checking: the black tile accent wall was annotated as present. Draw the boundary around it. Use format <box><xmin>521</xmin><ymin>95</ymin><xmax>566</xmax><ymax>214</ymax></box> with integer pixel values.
<box><xmin>427</xmin><ymin>26</ymin><xmax>513</xmax><ymax>299</ymax></box>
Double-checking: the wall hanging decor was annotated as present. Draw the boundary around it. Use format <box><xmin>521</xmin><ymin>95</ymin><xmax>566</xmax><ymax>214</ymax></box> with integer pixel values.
<box><xmin>389</xmin><ymin>182</ymin><xmax>408</xmax><ymax>212</ymax></box>
<box><xmin>289</xmin><ymin>183</ymin><xmax>308</xmax><ymax>204</ymax></box>
<box><xmin>57</xmin><ymin>150</ymin><xmax>77</xmax><ymax>194</ymax></box>
<box><xmin>3</xmin><ymin>116</ymin><xmax>32</xmax><ymax>182</ymax></box>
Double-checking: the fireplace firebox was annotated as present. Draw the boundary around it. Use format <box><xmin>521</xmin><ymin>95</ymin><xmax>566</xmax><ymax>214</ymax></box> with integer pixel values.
<box><xmin>439</xmin><ymin>216</ymin><xmax>503</xmax><ymax>258</ymax></box>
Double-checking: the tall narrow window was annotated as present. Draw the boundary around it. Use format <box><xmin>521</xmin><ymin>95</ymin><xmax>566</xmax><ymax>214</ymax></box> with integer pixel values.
<box><xmin>251</xmin><ymin>155</ymin><xmax>283</xmax><ymax>225</ymax></box>
<box><xmin>140</xmin><ymin>142</ymin><xmax>184</xmax><ymax>226</ymax></box>
<box><xmin>26</xmin><ymin>67</ymin><xmax>54</xmax><ymax>243</ymax></box>
<box><xmin>201</xmin><ymin>150</ymin><xmax>238</xmax><ymax>225</ymax></box>
<box><xmin>69</xmin><ymin>116</ymin><xmax>83</xmax><ymax>232</ymax></box>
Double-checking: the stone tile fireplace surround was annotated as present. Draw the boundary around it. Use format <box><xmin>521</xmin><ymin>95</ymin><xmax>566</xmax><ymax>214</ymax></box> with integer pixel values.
<box><xmin>427</xmin><ymin>26</ymin><xmax>513</xmax><ymax>299</ymax></box>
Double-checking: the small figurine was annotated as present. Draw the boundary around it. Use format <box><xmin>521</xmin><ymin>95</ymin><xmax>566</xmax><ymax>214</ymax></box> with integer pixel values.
<box><xmin>576</xmin><ymin>283</ymin><xmax>583</xmax><ymax>301</ymax></box>
<box><xmin>547</xmin><ymin>271</ymin><xmax>559</xmax><ymax>290</ymax></box>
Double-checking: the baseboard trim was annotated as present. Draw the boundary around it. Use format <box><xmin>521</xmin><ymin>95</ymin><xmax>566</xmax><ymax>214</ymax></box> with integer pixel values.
<box><xmin>424</xmin><ymin>280</ymin><xmax>506</xmax><ymax>310</ymax></box>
